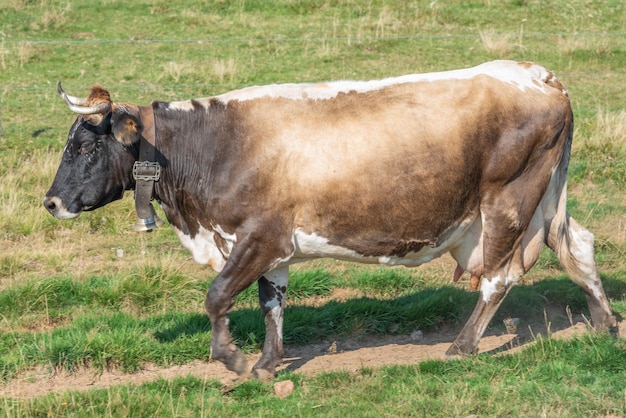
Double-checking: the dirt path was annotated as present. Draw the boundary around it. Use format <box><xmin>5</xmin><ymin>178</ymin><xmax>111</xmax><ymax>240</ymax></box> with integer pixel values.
<box><xmin>4</xmin><ymin>319</ymin><xmax>620</xmax><ymax>399</ymax></box>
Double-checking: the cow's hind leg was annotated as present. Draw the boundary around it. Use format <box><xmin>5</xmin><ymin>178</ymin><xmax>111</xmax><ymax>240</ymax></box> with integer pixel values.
<box><xmin>546</xmin><ymin>213</ymin><xmax>618</xmax><ymax>332</ymax></box>
<box><xmin>445</xmin><ymin>230</ymin><xmax>543</xmax><ymax>358</ymax></box>
<box><xmin>447</xmin><ymin>238</ymin><xmax>526</xmax><ymax>355</ymax></box>
<box><xmin>446</xmin><ymin>189</ymin><xmax>546</xmax><ymax>357</ymax></box>
<box><xmin>252</xmin><ymin>266</ymin><xmax>288</xmax><ymax>380</ymax></box>
<box><xmin>446</xmin><ymin>275</ymin><xmax>515</xmax><ymax>357</ymax></box>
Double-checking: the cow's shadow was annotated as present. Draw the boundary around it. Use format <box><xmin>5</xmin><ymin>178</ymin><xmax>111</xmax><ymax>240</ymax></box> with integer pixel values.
<box><xmin>153</xmin><ymin>275</ymin><xmax>625</xmax><ymax>371</ymax></box>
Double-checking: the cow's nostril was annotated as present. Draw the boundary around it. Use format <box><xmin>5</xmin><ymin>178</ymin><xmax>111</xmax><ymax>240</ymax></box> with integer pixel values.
<box><xmin>44</xmin><ymin>197</ymin><xmax>57</xmax><ymax>212</ymax></box>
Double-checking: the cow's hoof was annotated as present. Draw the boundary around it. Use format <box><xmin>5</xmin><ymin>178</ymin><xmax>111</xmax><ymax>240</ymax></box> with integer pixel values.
<box><xmin>609</xmin><ymin>325</ymin><xmax>626</xmax><ymax>338</ymax></box>
<box><xmin>251</xmin><ymin>355</ymin><xmax>280</xmax><ymax>381</ymax></box>
<box><xmin>607</xmin><ymin>321</ymin><xmax>620</xmax><ymax>338</ymax></box>
<box><xmin>213</xmin><ymin>343</ymin><xmax>248</xmax><ymax>375</ymax></box>
<box><xmin>444</xmin><ymin>343</ymin><xmax>474</xmax><ymax>360</ymax></box>
<box><xmin>606</xmin><ymin>316</ymin><xmax>619</xmax><ymax>336</ymax></box>
<box><xmin>226</xmin><ymin>355</ymin><xmax>248</xmax><ymax>375</ymax></box>
<box><xmin>252</xmin><ymin>367</ymin><xmax>275</xmax><ymax>381</ymax></box>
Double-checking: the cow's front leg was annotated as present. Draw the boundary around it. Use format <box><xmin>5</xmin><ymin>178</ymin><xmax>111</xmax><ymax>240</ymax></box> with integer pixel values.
<box><xmin>205</xmin><ymin>236</ymin><xmax>278</xmax><ymax>375</ymax></box>
<box><xmin>205</xmin><ymin>229</ymin><xmax>295</xmax><ymax>376</ymax></box>
<box><xmin>205</xmin><ymin>274</ymin><xmax>249</xmax><ymax>375</ymax></box>
<box><xmin>252</xmin><ymin>266</ymin><xmax>289</xmax><ymax>380</ymax></box>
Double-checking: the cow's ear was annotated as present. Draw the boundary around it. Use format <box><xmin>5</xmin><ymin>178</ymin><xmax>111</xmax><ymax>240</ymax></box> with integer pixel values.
<box><xmin>111</xmin><ymin>112</ymin><xmax>143</xmax><ymax>146</ymax></box>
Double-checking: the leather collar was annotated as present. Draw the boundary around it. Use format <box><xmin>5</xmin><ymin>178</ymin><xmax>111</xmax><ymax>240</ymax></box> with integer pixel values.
<box><xmin>133</xmin><ymin>105</ymin><xmax>162</xmax><ymax>228</ymax></box>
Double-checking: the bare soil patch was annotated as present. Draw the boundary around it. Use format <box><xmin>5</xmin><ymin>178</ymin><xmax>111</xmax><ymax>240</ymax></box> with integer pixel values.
<box><xmin>3</xmin><ymin>319</ymin><xmax>623</xmax><ymax>399</ymax></box>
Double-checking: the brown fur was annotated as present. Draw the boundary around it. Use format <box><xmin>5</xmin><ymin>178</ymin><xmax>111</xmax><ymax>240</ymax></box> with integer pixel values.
<box><xmin>83</xmin><ymin>85</ymin><xmax>111</xmax><ymax>125</ymax></box>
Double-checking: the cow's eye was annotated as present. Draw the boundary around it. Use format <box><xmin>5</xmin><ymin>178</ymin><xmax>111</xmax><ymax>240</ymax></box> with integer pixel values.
<box><xmin>78</xmin><ymin>141</ymin><xmax>96</xmax><ymax>155</ymax></box>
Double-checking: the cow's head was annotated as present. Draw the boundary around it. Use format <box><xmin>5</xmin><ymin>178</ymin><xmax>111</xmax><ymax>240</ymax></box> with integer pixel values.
<box><xmin>44</xmin><ymin>82</ymin><xmax>144</xmax><ymax>219</ymax></box>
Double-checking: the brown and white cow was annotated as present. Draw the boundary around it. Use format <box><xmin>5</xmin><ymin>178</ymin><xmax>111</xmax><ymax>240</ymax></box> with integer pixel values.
<box><xmin>44</xmin><ymin>60</ymin><xmax>618</xmax><ymax>379</ymax></box>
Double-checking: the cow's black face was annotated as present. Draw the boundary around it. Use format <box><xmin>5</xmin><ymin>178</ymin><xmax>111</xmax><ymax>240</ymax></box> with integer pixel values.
<box><xmin>44</xmin><ymin>113</ymin><xmax>138</xmax><ymax>219</ymax></box>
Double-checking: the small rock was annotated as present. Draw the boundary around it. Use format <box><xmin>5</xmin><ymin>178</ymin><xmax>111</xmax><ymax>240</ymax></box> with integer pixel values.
<box><xmin>410</xmin><ymin>330</ymin><xmax>423</xmax><ymax>342</ymax></box>
<box><xmin>274</xmin><ymin>380</ymin><xmax>294</xmax><ymax>398</ymax></box>
<box><xmin>503</xmin><ymin>317</ymin><xmax>520</xmax><ymax>333</ymax></box>
<box><xmin>116</xmin><ymin>248</ymin><xmax>124</xmax><ymax>258</ymax></box>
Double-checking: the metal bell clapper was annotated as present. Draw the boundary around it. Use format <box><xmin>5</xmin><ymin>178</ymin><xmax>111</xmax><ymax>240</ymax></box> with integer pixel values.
<box><xmin>133</xmin><ymin>202</ymin><xmax>165</xmax><ymax>232</ymax></box>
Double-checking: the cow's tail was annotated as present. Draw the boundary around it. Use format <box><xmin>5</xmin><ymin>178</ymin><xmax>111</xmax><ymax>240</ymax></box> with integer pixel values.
<box><xmin>545</xmin><ymin>115</ymin><xmax>594</xmax><ymax>280</ymax></box>
<box><xmin>537</xmin><ymin>64</ymin><xmax>576</xmax><ymax>266</ymax></box>
<box><xmin>544</xmin><ymin>119</ymin><xmax>581</xmax><ymax>275</ymax></box>
<box><xmin>544</xmin><ymin>117</ymin><xmax>617</xmax><ymax>331</ymax></box>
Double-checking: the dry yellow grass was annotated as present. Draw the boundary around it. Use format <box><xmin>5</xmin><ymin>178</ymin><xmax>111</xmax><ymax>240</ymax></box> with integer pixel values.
<box><xmin>211</xmin><ymin>58</ymin><xmax>238</xmax><ymax>84</ymax></box>
<box><xmin>591</xmin><ymin>108</ymin><xmax>626</xmax><ymax>145</ymax></box>
<box><xmin>479</xmin><ymin>30</ymin><xmax>515</xmax><ymax>56</ymax></box>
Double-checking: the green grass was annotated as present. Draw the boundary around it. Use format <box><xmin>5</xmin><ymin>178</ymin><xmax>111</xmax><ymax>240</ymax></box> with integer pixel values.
<box><xmin>1</xmin><ymin>0</ymin><xmax>625</xmax><ymax>415</ymax></box>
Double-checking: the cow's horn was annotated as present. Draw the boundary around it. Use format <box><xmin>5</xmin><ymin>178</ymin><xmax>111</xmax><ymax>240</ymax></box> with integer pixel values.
<box><xmin>57</xmin><ymin>81</ymin><xmax>87</xmax><ymax>105</ymax></box>
<box><xmin>57</xmin><ymin>81</ymin><xmax>111</xmax><ymax>115</ymax></box>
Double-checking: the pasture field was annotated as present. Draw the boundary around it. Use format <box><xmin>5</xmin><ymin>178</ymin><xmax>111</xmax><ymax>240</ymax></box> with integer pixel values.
<box><xmin>1</xmin><ymin>0</ymin><xmax>625</xmax><ymax>416</ymax></box>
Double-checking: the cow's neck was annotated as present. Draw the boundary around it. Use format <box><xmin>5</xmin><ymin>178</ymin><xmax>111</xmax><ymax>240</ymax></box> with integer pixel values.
<box><xmin>147</xmin><ymin>102</ymin><xmax>223</xmax><ymax>235</ymax></box>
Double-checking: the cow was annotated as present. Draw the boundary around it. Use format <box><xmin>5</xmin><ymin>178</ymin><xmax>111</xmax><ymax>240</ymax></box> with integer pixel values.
<box><xmin>44</xmin><ymin>60</ymin><xmax>618</xmax><ymax>379</ymax></box>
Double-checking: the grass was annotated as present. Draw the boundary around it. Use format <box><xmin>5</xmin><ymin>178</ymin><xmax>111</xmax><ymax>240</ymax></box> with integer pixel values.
<box><xmin>0</xmin><ymin>0</ymin><xmax>625</xmax><ymax>415</ymax></box>
<box><xmin>570</xmin><ymin>109</ymin><xmax>626</xmax><ymax>186</ymax></box>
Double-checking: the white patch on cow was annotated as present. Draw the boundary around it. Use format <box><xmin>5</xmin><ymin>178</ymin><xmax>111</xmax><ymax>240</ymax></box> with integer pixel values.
<box><xmin>379</xmin><ymin>253</ymin><xmax>437</xmax><ymax>266</ymax></box>
<box><xmin>263</xmin><ymin>266</ymin><xmax>289</xmax><ymax>340</ymax></box>
<box><xmin>568</xmin><ymin>227</ymin><xmax>604</xmax><ymax>300</ymax></box>
<box><xmin>215</xmin><ymin>60</ymin><xmax>553</xmax><ymax>105</ymax></box>
<box><xmin>480</xmin><ymin>275</ymin><xmax>503</xmax><ymax>303</ymax></box>
<box><xmin>569</xmin><ymin>227</ymin><xmax>596</xmax><ymax>277</ymax></box>
<box><xmin>160</xmin><ymin>61</ymin><xmax>559</xmax><ymax>111</ymax></box>
<box><xmin>213</xmin><ymin>224</ymin><xmax>237</xmax><ymax>253</ymax></box>
<box><xmin>449</xmin><ymin>215</ymin><xmax>483</xmax><ymax>274</ymax></box>
<box><xmin>54</xmin><ymin>208</ymin><xmax>80</xmax><ymax>219</ymax></box>
<box><xmin>265</xmin><ymin>266</ymin><xmax>289</xmax><ymax>288</ymax></box>
<box><xmin>269</xmin><ymin>254</ymin><xmax>295</xmax><ymax>271</ymax></box>
<box><xmin>173</xmin><ymin>225</ymin><xmax>232</xmax><ymax>272</ymax></box>
<box><xmin>540</xmin><ymin>169</ymin><xmax>561</xmax><ymax>222</ymax></box>
<box><xmin>293</xmin><ymin>214</ymin><xmax>479</xmax><ymax>267</ymax></box>
<box><xmin>166</xmin><ymin>100</ymin><xmax>198</xmax><ymax>112</ymax></box>
<box><xmin>481</xmin><ymin>273</ymin><xmax>522</xmax><ymax>303</ymax></box>
<box><xmin>45</xmin><ymin>196</ymin><xmax>80</xmax><ymax>219</ymax></box>
<box><xmin>269</xmin><ymin>304</ymin><xmax>283</xmax><ymax>339</ymax></box>
<box><xmin>293</xmin><ymin>229</ymin><xmax>362</xmax><ymax>260</ymax></box>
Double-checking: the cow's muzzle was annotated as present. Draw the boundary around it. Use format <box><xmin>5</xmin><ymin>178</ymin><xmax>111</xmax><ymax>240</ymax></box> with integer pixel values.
<box><xmin>43</xmin><ymin>196</ymin><xmax>80</xmax><ymax>219</ymax></box>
